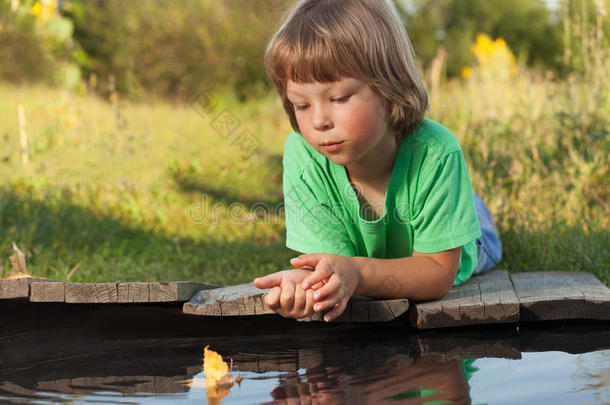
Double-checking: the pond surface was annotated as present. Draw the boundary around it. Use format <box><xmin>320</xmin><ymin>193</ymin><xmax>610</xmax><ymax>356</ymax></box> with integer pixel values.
<box><xmin>1</xmin><ymin>301</ymin><xmax>609</xmax><ymax>404</ymax></box>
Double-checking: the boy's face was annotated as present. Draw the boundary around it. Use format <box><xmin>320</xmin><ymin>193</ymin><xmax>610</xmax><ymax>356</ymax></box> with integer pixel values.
<box><xmin>286</xmin><ymin>77</ymin><xmax>392</xmax><ymax>168</ymax></box>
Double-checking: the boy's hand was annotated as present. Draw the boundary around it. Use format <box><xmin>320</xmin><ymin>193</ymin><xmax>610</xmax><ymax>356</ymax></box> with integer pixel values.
<box><xmin>291</xmin><ymin>254</ymin><xmax>361</xmax><ymax>322</ymax></box>
<box><xmin>253</xmin><ymin>269</ymin><xmax>326</xmax><ymax>319</ymax></box>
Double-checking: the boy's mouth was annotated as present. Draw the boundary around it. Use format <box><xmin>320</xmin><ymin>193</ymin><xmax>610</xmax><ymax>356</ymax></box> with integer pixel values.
<box><xmin>320</xmin><ymin>140</ymin><xmax>344</xmax><ymax>146</ymax></box>
<box><xmin>321</xmin><ymin>140</ymin><xmax>344</xmax><ymax>152</ymax></box>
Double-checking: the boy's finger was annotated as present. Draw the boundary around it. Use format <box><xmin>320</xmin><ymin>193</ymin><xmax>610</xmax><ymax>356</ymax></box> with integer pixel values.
<box><xmin>313</xmin><ymin>289</ymin><xmax>342</xmax><ymax>314</ymax></box>
<box><xmin>302</xmin><ymin>264</ymin><xmax>333</xmax><ymax>289</ymax></box>
<box><xmin>312</xmin><ymin>276</ymin><xmax>340</xmax><ymax>302</ymax></box>
<box><xmin>280</xmin><ymin>281</ymin><xmax>295</xmax><ymax>310</ymax></box>
<box><xmin>253</xmin><ymin>272</ymin><xmax>283</xmax><ymax>289</ymax></box>
<box><xmin>304</xmin><ymin>288</ymin><xmax>315</xmax><ymax>316</ymax></box>
<box><xmin>290</xmin><ymin>254</ymin><xmax>322</xmax><ymax>268</ymax></box>
<box><xmin>323</xmin><ymin>299</ymin><xmax>347</xmax><ymax>322</ymax></box>
<box><xmin>264</xmin><ymin>286</ymin><xmax>281</xmax><ymax>309</ymax></box>
<box><xmin>293</xmin><ymin>283</ymin><xmax>306</xmax><ymax>314</ymax></box>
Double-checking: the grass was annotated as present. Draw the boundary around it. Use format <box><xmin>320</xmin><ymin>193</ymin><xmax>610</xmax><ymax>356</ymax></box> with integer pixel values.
<box><xmin>0</xmin><ymin>61</ymin><xmax>608</xmax><ymax>285</ymax></box>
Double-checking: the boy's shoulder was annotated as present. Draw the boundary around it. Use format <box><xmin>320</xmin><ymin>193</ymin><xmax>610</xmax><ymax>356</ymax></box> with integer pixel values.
<box><xmin>407</xmin><ymin>117</ymin><xmax>462</xmax><ymax>159</ymax></box>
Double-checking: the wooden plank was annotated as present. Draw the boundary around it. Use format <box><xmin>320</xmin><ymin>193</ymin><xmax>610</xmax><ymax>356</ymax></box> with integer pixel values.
<box><xmin>149</xmin><ymin>281</ymin><xmax>217</xmax><ymax>302</ymax></box>
<box><xmin>65</xmin><ymin>282</ymin><xmax>119</xmax><ymax>303</ymax></box>
<box><xmin>410</xmin><ymin>270</ymin><xmax>520</xmax><ymax>329</ymax></box>
<box><xmin>28</xmin><ymin>280</ymin><xmax>217</xmax><ymax>303</ymax></box>
<box><xmin>118</xmin><ymin>282</ymin><xmax>149</xmax><ymax>303</ymax></box>
<box><xmin>30</xmin><ymin>280</ymin><xmax>65</xmax><ymax>302</ymax></box>
<box><xmin>0</xmin><ymin>277</ymin><xmax>34</xmax><ymax>299</ymax></box>
<box><xmin>511</xmin><ymin>271</ymin><xmax>610</xmax><ymax>322</ymax></box>
<box><xmin>351</xmin><ymin>297</ymin><xmax>370</xmax><ymax>322</ymax></box>
<box><xmin>184</xmin><ymin>283</ymin><xmax>408</xmax><ymax>322</ymax></box>
<box><xmin>297</xmin><ymin>299</ymin><xmax>409</xmax><ymax>322</ymax></box>
<box><xmin>149</xmin><ymin>282</ymin><xmax>179</xmax><ymax>302</ymax></box>
<box><xmin>183</xmin><ymin>282</ymin><xmax>275</xmax><ymax>316</ymax></box>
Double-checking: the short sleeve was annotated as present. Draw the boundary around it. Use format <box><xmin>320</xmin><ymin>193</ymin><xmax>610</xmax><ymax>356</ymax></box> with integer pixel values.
<box><xmin>411</xmin><ymin>150</ymin><xmax>481</xmax><ymax>253</ymax></box>
<box><xmin>283</xmin><ymin>163</ymin><xmax>354</xmax><ymax>256</ymax></box>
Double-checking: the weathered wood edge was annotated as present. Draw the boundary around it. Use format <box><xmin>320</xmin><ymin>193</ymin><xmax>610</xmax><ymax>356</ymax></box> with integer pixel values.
<box><xmin>409</xmin><ymin>270</ymin><xmax>520</xmax><ymax>329</ymax></box>
<box><xmin>182</xmin><ymin>282</ymin><xmax>409</xmax><ymax>322</ymax></box>
<box><xmin>4</xmin><ymin>270</ymin><xmax>609</xmax><ymax>327</ymax></box>
<box><xmin>0</xmin><ymin>277</ymin><xmax>46</xmax><ymax>299</ymax></box>
<box><xmin>23</xmin><ymin>280</ymin><xmax>220</xmax><ymax>303</ymax></box>
<box><xmin>511</xmin><ymin>271</ymin><xmax>610</xmax><ymax>322</ymax></box>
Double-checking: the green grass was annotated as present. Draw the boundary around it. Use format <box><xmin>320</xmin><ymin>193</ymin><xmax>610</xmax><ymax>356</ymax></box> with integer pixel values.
<box><xmin>0</xmin><ymin>68</ymin><xmax>608</xmax><ymax>285</ymax></box>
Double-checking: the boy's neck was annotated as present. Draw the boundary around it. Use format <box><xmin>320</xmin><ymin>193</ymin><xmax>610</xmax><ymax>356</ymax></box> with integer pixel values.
<box><xmin>345</xmin><ymin>135</ymin><xmax>399</xmax><ymax>188</ymax></box>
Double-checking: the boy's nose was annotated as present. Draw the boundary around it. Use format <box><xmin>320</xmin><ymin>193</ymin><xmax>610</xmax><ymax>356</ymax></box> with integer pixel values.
<box><xmin>312</xmin><ymin>106</ymin><xmax>333</xmax><ymax>131</ymax></box>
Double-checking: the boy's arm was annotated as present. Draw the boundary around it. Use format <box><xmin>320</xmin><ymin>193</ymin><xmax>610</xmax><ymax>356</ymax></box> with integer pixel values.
<box><xmin>352</xmin><ymin>247</ymin><xmax>461</xmax><ymax>301</ymax></box>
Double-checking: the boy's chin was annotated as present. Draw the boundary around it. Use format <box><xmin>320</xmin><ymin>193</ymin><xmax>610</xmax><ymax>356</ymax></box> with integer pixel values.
<box><xmin>325</xmin><ymin>154</ymin><xmax>352</xmax><ymax>166</ymax></box>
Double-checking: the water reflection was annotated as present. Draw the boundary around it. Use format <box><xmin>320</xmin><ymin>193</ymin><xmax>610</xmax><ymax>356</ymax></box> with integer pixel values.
<box><xmin>0</xmin><ymin>301</ymin><xmax>608</xmax><ymax>404</ymax></box>
<box><xmin>572</xmin><ymin>350</ymin><xmax>610</xmax><ymax>401</ymax></box>
<box><xmin>261</xmin><ymin>355</ymin><xmax>474</xmax><ymax>404</ymax></box>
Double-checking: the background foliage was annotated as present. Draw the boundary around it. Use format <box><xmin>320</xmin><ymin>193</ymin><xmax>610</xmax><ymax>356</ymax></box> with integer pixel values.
<box><xmin>0</xmin><ymin>0</ymin><xmax>608</xmax><ymax>284</ymax></box>
<box><xmin>2</xmin><ymin>0</ymin><xmax>608</xmax><ymax>100</ymax></box>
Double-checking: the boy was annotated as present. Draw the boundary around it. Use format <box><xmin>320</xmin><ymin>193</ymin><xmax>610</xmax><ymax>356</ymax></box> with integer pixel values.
<box><xmin>253</xmin><ymin>0</ymin><xmax>501</xmax><ymax>322</ymax></box>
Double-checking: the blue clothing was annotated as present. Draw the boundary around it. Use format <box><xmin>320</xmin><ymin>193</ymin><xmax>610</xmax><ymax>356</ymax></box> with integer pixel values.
<box><xmin>472</xmin><ymin>192</ymin><xmax>502</xmax><ymax>274</ymax></box>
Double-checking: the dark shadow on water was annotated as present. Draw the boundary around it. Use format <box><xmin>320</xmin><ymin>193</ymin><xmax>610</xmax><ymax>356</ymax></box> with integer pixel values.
<box><xmin>1</xmin><ymin>300</ymin><xmax>609</xmax><ymax>404</ymax></box>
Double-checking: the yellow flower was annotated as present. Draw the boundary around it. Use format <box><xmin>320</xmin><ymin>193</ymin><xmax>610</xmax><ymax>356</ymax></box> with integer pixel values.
<box><xmin>31</xmin><ymin>1</ymin><xmax>41</xmax><ymax>16</ymax></box>
<box><xmin>469</xmin><ymin>32</ymin><xmax>518</xmax><ymax>79</ymax></box>
<box><xmin>31</xmin><ymin>0</ymin><xmax>56</xmax><ymax>23</ymax></box>
<box><xmin>461</xmin><ymin>66</ymin><xmax>472</xmax><ymax>80</ymax></box>
<box><xmin>44</xmin><ymin>0</ymin><xmax>56</xmax><ymax>15</ymax></box>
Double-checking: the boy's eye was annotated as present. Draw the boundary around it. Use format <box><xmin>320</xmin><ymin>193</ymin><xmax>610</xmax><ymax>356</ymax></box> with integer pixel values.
<box><xmin>292</xmin><ymin>95</ymin><xmax>350</xmax><ymax>111</ymax></box>
<box><xmin>334</xmin><ymin>95</ymin><xmax>350</xmax><ymax>103</ymax></box>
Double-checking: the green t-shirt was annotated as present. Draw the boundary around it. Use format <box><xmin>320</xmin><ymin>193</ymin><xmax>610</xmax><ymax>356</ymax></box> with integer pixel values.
<box><xmin>282</xmin><ymin>117</ymin><xmax>481</xmax><ymax>286</ymax></box>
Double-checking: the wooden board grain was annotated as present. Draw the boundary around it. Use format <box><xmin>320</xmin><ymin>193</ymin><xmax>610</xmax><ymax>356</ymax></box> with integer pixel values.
<box><xmin>183</xmin><ymin>282</ymin><xmax>275</xmax><ymax>316</ymax></box>
<box><xmin>30</xmin><ymin>280</ymin><xmax>65</xmax><ymax>302</ymax></box>
<box><xmin>410</xmin><ymin>270</ymin><xmax>520</xmax><ymax>329</ymax></box>
<box><xmin>0</xmin><ymin>277</ymin><xmax>34</xmax><ymax>299</ymax></box>
<box><xmin>27</xmin><ymin>280</ymin><xmax>218</xmax><ymax>303</ymax></box>
<box><xmin>66</xmin><ymin>282</ymin><xmax>119</xmax><ymax>303</ymax></box>
<box><xmin>183</xmin><ymin>283</ymin><xmax>409</xmax><ymax>322</ymax></box>
<box><xmin>510</xmin><ymin>271</ymin><xmax>610</xmax><ymax>322</ymax></box>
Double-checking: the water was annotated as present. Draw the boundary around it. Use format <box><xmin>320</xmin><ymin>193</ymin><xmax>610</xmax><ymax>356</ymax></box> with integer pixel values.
<box><xmin>1</xmin><ymin>301</ymin><xmax>608</xmax><ymax>404</ymax></box>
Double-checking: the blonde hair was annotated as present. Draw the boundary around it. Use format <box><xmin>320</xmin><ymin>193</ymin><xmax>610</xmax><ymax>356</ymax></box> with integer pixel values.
<box><xmin>264</xmin><ymin>0</ymin><xmax>429</xmax><ymax>143</ymax></box>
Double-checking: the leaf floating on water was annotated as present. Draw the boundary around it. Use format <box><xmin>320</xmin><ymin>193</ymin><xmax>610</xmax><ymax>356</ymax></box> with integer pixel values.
<box><xmin>204</xmin><ymin>345</ymin><xmax>229</xmax><ymax>381</ymax></box>
<box><xmin>202</xmin><ymin>345</ymin><xmax>243</xmax><ymax>404</ymax></box>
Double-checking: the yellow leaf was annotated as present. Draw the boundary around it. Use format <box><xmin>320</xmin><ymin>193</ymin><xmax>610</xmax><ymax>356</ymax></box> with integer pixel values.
<box><xmin>203</xmin><ymin>345</ymin><xmax>239</xmax><ymax>404</ymax></box>
<box><xmin>203</xmin><ymin>345</ymin><xmax>229</xmax><ymax>381</ymax></box>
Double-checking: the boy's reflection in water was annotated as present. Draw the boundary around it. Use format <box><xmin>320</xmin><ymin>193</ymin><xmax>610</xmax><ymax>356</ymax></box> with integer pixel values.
<box><xmin>262</xmin><ymin>354</ymin><xmax>474</xmax><ymax>405</ymax></box>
